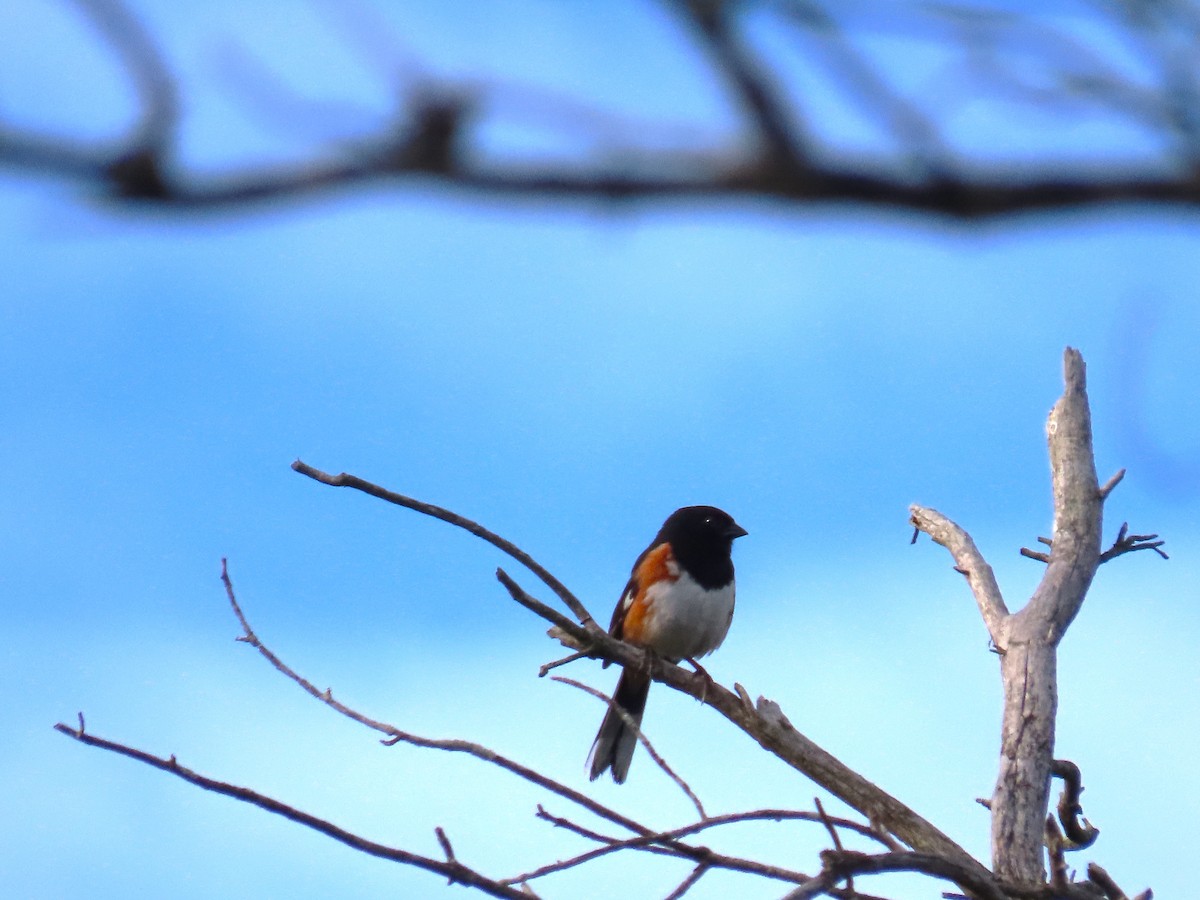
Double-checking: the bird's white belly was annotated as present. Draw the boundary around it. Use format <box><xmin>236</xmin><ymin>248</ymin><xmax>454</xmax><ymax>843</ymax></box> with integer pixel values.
<box><xmin>639</xmin><ymin>571</ymin><xmax>735</xmax><ymax>661</ymax></box>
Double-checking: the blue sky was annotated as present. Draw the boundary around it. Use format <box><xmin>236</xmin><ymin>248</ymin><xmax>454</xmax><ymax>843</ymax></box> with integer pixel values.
<box><xmin>2</xmin><ymin>3</ymin><xmax>1197</xmax><ymax>898</ymax></box>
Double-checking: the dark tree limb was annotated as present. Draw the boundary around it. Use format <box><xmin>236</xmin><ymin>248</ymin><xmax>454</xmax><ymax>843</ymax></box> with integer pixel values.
<box><xmin>667</xmin><ymin>0</ymin><xmax>811</xmax><ymax>170</ymax></box>
<box><xmin>6</xmin><ymin>1</ymin><xmax>1200</xmax><ymax>218</ymax></box>
<box><xmin>51</xmin><ymin>719</ymin><xmax>532</xmax><ymax>900</ymax></box>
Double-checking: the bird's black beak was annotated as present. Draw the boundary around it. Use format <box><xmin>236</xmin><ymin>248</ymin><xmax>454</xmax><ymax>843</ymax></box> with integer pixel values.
<box><xmin>726</xmin><ymin>521</ymin><xmax>748</xmax><ymax>539</ymax></box>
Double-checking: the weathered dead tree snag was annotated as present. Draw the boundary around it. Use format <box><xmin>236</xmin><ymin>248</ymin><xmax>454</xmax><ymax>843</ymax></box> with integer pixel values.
<box><xmin>53</xmin><ymin>350</ymin><xmax>1160</xmax><ymax>898</ymax></box>
<box><xmin>911</xmin><ymin>347</ymin><xmax>1163</xmax><ymax>892</ymax></box>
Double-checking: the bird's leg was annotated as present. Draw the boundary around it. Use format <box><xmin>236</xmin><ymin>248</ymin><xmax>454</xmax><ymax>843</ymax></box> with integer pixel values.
<box><xmin>684</xmin><ymin>657</ymin><xmax>715</xmax><ymax>704</ymax></box>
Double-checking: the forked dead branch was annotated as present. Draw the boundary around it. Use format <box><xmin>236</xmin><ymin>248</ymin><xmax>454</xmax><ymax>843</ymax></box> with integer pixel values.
<box><xmin>57</xmin><ymin>349</ymin><xmax>1159</xmax><ymax>898</ymax></box>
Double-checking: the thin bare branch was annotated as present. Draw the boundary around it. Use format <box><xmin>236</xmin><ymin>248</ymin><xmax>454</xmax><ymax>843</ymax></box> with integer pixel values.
<box><xmin>1087</xmin><ymin>861</ymin><xmax>1154</xmax><ymax>900</ymax></box>
<box><xmin>551</xmin><ymin>675</ymin><xmax>707</xmax><ymax>821</ymax></box>
<box><xmin>223</xmin><ymin>559</ymin><xmax>832</xmax><ymax>892</ymax></box>
<box><xmin>663</xmin><ymin>862</ymin><xmax>709</xmax><ymax>900</ymax></box>
<box><xmin>52</xmin><ymin>720</ymin><xmax>529</xmax><ymax>899</ymax></box>
<box><xmin>519</xmin><ymin>806</ymin><xmax>816</xmax><ymax>887</ymax></box>
<box><xmin>1098</xmin><ymin>468</ymin><xmax>1127</xmax><ymax>499</ymax></box>
<box><xmin>516</xmin><ymin>805</ymin><xmax>896</xmax><ymax>885</ymax></box>
<box><xmin>435</xmin><ymin>826</ymin><xmax>457</xmax><ymax>865</ymax></box>
<box><xmin>1099</xmin><ymin>521</ymin><xmax>1169</xmax><ymax>563</ymax></box>
<box><xmin>495</xmin><ymin>569</ymin><xmax>592</xmax><ymax>646</ymax></box>
<box><xmin>772</xmin><ymin>0</ymin><xmax>948</xmax><ymax>174</ymax></box>
<box><xmin>1023</xmin><ymin>520</ymin><xmax>1168</xmax><ymax>565</ymax></box>
<box><xmin>787</xmin><ymin>849</ymin><xmax>1009</xmax><ymax>900</ymax></box>
<box><xmin>534</xmin><ymin>804</ymin><xmax>621</xmax><ymax>844</ymax></box>
<box><xmin>219</xmin><ymin>560</ymin><xmax>648</xmax><ymax>839</ymax></box>
<box><xmin>813</xmin><ymin>796</ymin><xmax>853</xmax><ymax>895</ymax></box>
<box><xmin>1044</xmin><ymin>816</ymin><xmax>1069</xmax><ymax>892</ymax></box>
<box><xmin>537</xmin><ymin>650</ymin><xmax>591</xmax><ymax>677</ymax></box>
<box><xmin>667</xmin><ymin>0</ymin><xmax>810</xmax><ymax>169</ymax></box>
<box><xmin>908</xmin><ymin>505</ymin><xmax>1010</xmax><ymax>644</ymax></box>
<box><xmin>72</xmin><ymin>0</ymin><xmax>175</xmax><ymax>140</ymax></box>
<box><xmin>291</xmin><ymin>460</ymin><xmax>596</xmax><ymax>629</ymax></box>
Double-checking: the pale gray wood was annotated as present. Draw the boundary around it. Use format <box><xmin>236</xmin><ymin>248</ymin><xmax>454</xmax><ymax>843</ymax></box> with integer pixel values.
<box><xmin>912</xmin><ymin>348</ymin><xmax>1105</xmax><ymax>886</ymax></box>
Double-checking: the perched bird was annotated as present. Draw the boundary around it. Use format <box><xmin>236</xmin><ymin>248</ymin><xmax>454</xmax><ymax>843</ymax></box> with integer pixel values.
<box><xmin>588</xmin><ymin>506</ymin><xmax>747</xmax><ymax>783</ymax></box>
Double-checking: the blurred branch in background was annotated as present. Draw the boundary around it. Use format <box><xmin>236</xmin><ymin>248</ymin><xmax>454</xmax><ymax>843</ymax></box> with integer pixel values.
<box><xmin>3</xmin><ymin>0</ymin><xmax>1200</xmax><ymax>216</ymax></box>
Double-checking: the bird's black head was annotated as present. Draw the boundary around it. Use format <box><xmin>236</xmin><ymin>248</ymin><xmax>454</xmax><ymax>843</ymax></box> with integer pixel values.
<box><xmin>656</xmin><ymin>506</ymin><xmax>747</xmax><ymax>588</ymax></box>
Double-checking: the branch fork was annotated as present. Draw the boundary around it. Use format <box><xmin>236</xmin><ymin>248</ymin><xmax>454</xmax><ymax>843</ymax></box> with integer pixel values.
<box><xmin>911</xmin><ymin>348</ymin><xmax>1162</xmax><ymax>893</ymax></box>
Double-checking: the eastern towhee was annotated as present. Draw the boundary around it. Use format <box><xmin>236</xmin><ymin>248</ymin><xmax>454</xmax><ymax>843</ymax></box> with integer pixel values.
<box><xmin>588</xmin><ymin>505</ymin><xmax>747</xmax><ymax>783</ymax></box>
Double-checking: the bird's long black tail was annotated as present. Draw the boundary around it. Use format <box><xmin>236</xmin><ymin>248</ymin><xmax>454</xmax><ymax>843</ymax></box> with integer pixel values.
<box><xmin>587</xmin><ymin>667</ymin><xmax>651</xmax><ymax>783</ymax></box>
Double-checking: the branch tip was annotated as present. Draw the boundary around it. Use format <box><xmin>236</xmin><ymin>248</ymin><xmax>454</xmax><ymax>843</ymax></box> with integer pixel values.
<box><xmin>1099</xmin><ymin>468</ymin><xmax>1126</xmax><ymax>499</ymax></box>
<box><xmin>435</xmin><ymin>825</ymin><xmax>457</xmax><ymax>866</ymax></box>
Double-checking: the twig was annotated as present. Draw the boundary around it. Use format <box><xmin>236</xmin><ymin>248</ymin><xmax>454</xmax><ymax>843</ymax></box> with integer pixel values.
<box><xmin>534</xmin><ymin>804</ymin><xmax>619</xmax><ymax>845</ymax></box>
<box><xmin>551</xmin><ymin>675</ymin><xmax>706</xmax><ymax>821</ymax></box>
<box><xmin>771</xmin><ymin>0</ymin><xmax>948</xmax><ymax>175</ymax></box>
<box><xmin>1029</xmin><ymin>521</ymin><xmax>1170</xmax><ymax>565</ymax></box>
<box><xmin>664</xmin><ymin>863</ymin><xmax>709</xmax><ymax>900</ymax></box>
<box><xmin>219</xmin><ymin>560</ymin><xmax>648</xmax><ymax>839</ymax></box>
<box><xmin>223</xmin><ymin>561</ymin><xmax>816</xmax><ymax>891</ymax></box>
<box><xmin>814</xmin><ymin>797</ymin><xmax>852</xmax><ymax>895</ymax></box>
<box><xmin>290</xmin><ymin>460</ymin><xmax>597</xmax><ymax>629</ymax></box>
<box><xmin>537</xmin><ymin>650</ymin><xmax>591</xmax><ymax>676</ymax></box>
<box><xmin>512</xmin><ymin>807</ymin><xmax>895</xmax><ymax>886</ymax></box>
<box><xmin>435</xmin><ymin>826</ymin><xmax>456</xmax><ymax>864</ymax></box>
<box><xmin>1044</xmin><ymin>816</ymin><xmax>1069</xmax><ymax>891</ymax></box>
<box><xmin>495</xmin><ymin>569</ymin><xmax>591</xmax><ymax>647</ymax></box>
<box><xmin>1098</xmin><ymin>522</ymin><xmax>1169</xmax><ymax>563</ymax></box>
<box><xmin>1019</xmin><ymin>546</ymin><xmax>1051</xmax><ymax>563</ymax></box>
<box><xmin>52</xmin><ymin>722</ymin><xmax>529</xmax><ymax>899</ymax></box>
<box><xmin>1098</xmin><ymin>468</ymin><xmax>1126</xmax><ymax>499</ymax></box>
<box><xmin>668</xmin><ymin>0</ymin><xmax>809</xmax><ymax>169</ymax></box>
<box><xmin>786</xmin><ymin>850</ymin><xmax>1009</xmax><ymax>900</ymax></box>
<box><xmin>522</xmin><ymin>807</ymin><xmax>815</xmax><ymax>887</ymax></box>
<box><xmin>1087</xmin><ymin>861</ymin><xmax>1154</xmax><ymax>900</ymax></box>
<box><xmin>71</xmin><ymin>0</ymin><xmax>176</xmax><ymax>197</ymax></box>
